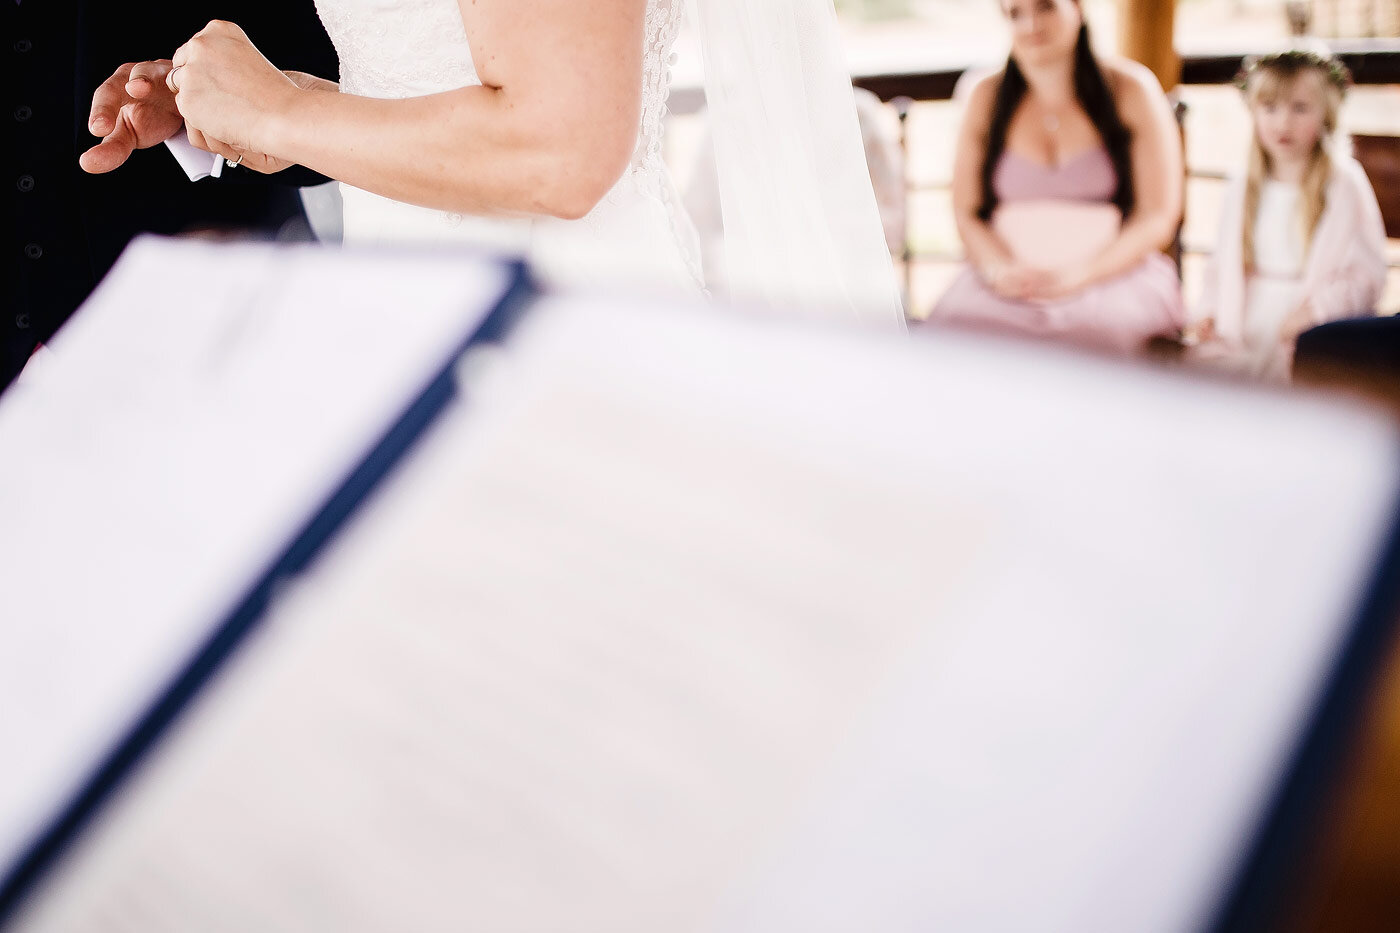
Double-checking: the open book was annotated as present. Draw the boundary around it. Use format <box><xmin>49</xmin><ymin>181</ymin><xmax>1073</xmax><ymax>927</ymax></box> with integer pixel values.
<box><xmin>5</xmin><ymin>241</ymin><xmax>1399</xmax><ymax>932</ymax></box>
<box><xmin>0</xmin><ymin>237</ymin><xmax>524</xmax><ymax>920</ymax></box>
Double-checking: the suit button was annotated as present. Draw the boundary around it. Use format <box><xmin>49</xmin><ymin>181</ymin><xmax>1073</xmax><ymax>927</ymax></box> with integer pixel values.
<box><xmin>17</xmin><ymin>175</ymin><xmax>35</xmax><ymax>193</ymax></box>
<box><xmin>24</xmin><ymin>243</ymin><xmax>43</xmax><ymax>260</ymax></box>
<box><xmin>15</xmin><ymin>314</ymin><xmax>31</xmax><ymax>330</ymax></box>
<box><xmin>14</xmin><ymin>40</ymin><xmax>32</xmax><ymax>53</ymax></box>
<box><xmin>14</xmin><ymin>105</ymin><xmax>32</xmax><ymax>122</ymax></box>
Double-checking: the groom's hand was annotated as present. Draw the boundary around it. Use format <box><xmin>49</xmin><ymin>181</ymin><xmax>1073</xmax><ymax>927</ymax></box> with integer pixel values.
<box><xmin>80</xmin><ymin>61</ymin><xmax>186</xmax><ymax>174</ymax></box>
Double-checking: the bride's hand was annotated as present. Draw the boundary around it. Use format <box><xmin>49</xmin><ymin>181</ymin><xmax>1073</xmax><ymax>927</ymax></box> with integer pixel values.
<box><xmin>184</xmin><ymin>118</ymin><xmax>296</xmax><ymax>175</ymax></box>
<box><xmin>186</xmin><ymin>136</ymin><xmax>295</xmax><ymax>175</ymax></box>
<box><xmin>186</xmin><ymin>71</ymin><xmax>336</xmax><ymax>174</ymax></box>
<box><xmin>168</xmin><ymin>21</ymin><xmax>300</xmax><ymax>163</ymax></box>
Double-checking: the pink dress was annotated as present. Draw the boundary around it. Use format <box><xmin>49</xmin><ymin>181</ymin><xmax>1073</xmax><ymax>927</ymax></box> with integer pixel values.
<box><xmin>924</xmin><ymin>148</ymin><xmax>1185</xmax><ymax>353</ymax></box>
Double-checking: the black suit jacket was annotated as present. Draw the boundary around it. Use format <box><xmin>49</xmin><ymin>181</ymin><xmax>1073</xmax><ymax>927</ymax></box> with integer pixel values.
<box><xmin>4</xmin><ymin>2</ymin><xmax>338</xmax><ymax>390</ymax></box>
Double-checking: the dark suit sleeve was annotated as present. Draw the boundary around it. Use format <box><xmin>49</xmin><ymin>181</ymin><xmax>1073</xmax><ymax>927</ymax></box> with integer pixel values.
<box><xmin>235</xmin><ymin>6</ymin><xmax>338</xmax><ymax>83</ymax></box>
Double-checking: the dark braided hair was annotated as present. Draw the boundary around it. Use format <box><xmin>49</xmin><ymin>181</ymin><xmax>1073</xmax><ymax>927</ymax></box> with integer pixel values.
<box><xmin>977</xmin><ymin>23</ymin><xmax>1135</xmax><ymax>222</ymax></box>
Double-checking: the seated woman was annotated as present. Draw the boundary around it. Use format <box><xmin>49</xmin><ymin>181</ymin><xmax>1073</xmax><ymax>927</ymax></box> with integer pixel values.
<box><xmin>922</xmin><ymin>0</ymin><xmax>1185</xmax><ymax>353</ymax></box>
<box><xmin>1191</xmin><ymin>49</ymin><xmax>1388</xmax><ymax>382</ymax></box>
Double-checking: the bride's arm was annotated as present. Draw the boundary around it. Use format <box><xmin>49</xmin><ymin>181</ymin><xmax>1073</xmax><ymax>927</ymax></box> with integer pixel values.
<box><xmin>171</xmin><ymin>1</ymin><xmax>646</xmax><ymax>220</ymax></box>
<box><xmin>284</xmin><ymin>71</ymin><xmax>339</xmax><ymax>95</ymax></box>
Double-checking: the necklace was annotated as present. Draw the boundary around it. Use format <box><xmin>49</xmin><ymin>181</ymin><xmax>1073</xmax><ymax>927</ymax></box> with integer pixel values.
<box><xmin>1032</xmin><ymin>93</ymin><xmax>1073</xmax><ymax>134</ymax></box>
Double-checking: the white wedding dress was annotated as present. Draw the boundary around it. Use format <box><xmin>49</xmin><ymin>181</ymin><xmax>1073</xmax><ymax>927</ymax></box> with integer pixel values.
<box><xmin>313</xmin><ymin>0</ymin><xmax>705</xmax><ymax>295</ymax></box>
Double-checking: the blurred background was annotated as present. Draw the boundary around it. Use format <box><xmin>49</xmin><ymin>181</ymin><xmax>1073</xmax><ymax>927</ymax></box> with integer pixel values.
<box><xmin>654</xmin><ymin>0</ymin><xmax>1400</xmax><ymax>320</ymax></box>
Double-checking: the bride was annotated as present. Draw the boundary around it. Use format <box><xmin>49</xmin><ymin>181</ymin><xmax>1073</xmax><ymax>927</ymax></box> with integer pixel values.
<box><xmin>160</xmin><ymin>0</ymin><xmax>904</xmax><ymax>326</ymax></box>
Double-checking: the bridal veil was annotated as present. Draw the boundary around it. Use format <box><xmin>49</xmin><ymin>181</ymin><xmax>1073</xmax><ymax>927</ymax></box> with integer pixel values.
<box><xmin>694</xmin><ymin>0</ymin><xmax>906</xmax><ymax>329</ymax></box>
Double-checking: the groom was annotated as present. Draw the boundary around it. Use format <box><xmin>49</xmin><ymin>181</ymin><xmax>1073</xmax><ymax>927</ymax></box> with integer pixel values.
<box><xmin>4</xmin><ymin>2</ymin><xmax>336</xmax><ymax>392</ymax></box>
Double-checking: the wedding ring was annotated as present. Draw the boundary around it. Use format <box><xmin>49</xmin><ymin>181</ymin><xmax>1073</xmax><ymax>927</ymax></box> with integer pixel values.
<box><xmin>226</xmin><ymin>154</ymin><xmax>243</xmax><ymax>169</ymax></box>
<box><xmin>167</xmin><ymin>65</ymin><xmax>182</xmax><ymax>93</ymax></box>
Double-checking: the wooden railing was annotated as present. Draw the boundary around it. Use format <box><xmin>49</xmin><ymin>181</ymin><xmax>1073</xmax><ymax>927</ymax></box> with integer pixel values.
<box><xmin>849</xmin><ymin>40</ymin><xmax>1400</xmax><ymax>104</ymax></box>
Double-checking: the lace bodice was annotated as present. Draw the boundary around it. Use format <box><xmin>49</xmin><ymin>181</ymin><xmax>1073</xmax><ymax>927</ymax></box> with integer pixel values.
<box><xmin>312</xmin><ymin>0</ymin><xmax>702</xmax><ymax>294</ymax></box>
<box><xmin>313</xmin><ymin>0</ymin><xmax>685</xmax><ymax>172</ymax></box>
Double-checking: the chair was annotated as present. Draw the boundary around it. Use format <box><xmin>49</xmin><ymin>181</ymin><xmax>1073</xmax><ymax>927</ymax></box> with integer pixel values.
<box><xmin>1168</xmin><ymin>95</ymin><xmax>1188</xmax><ymax>276</ymax></box>
<box><xmin>1353</xmin><ymin>134</ymin><xmax>1400</xmax><ymax>239</ymax></box>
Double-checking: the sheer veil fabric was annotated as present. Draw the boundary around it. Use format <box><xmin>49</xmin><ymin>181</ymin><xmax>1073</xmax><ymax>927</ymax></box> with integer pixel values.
<box><xmin>695</xmin><ymin>0</ymin><xmax>907</xmax><ymax>328</ymax></box>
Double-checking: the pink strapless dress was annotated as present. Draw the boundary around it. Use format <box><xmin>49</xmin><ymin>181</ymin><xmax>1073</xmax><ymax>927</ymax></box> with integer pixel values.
<box><xmin>924</xmin><ymin>147</ymin><xmax>1185</xmax><ymax>353</ymax></box>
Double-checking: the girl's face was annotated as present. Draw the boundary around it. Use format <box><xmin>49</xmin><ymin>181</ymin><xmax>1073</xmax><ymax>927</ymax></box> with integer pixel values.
<box><xmin>1252</xmin><ymin>70</ymin><xmax>1330</xmax><ymax>165</ymax></box>
<box><xmin>1002</xmin><ymin>0</ymin><xmax>1083</xmax><ymax>68</ymax></box>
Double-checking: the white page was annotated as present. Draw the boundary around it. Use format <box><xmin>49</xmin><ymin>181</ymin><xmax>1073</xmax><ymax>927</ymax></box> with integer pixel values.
<box><xmin>0</xmin><ymin>238</ymin><xmax>514</xmax><ymax>884</ymax></box>
<box><xmin>13</xmin><ymin>296</ymin><xmax>1399</xmax><ymax>933</ymax></box>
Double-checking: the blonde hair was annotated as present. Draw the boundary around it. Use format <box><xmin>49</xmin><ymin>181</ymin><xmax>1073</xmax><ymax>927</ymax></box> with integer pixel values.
<box><xmin>1241</xmin><ymin>62</ymin><xmax>1345</xmax><ymax>274</ymax></box>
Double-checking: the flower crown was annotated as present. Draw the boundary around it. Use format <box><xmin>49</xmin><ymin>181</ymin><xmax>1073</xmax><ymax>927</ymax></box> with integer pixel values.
<box><xmin>1235</xmin><ymin>49</ymin><xmax>1353</xmax><ymax>93</ymax></box>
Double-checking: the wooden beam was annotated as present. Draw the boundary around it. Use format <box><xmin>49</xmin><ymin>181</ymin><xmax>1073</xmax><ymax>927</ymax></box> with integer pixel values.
<box><xmin>1118</xmin><ymin>0</ymin><xmax>1181</xmax><ymax>90</ymax></box>
<box><xmin>666</xmin><ymin>44</ymin><xmax>1400</xmax><ymax>115</ymax></box>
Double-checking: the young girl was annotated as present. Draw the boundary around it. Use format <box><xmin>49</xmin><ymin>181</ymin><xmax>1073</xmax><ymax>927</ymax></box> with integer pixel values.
<box><xmin>1193</xmin><ymin>49</ymin><xmax>1388</xmax><ymax>381</ymax></box>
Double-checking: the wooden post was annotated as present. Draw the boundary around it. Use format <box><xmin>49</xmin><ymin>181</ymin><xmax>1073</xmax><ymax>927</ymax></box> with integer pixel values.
<box><xmin>1118</xmin><ymin>0</ymin><xmax>1181</xmax><ymax>91</ymax></box>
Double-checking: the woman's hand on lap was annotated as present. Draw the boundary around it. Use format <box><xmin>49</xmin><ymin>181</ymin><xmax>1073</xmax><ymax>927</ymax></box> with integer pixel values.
<box><xmin>1025</xmin><ymin>265</ymin><xmax>1091</xmax><ymax>302</ymax></box>
<box><xmin>984</xmin><ymin>262</ymin><xmax>1056</xmax><ymax>301</ymax></box>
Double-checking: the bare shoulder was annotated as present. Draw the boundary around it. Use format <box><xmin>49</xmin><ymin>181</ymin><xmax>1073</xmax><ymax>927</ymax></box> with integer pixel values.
<box><xmin>959</xmin><ymin>68</ymin><xmax>1005</xmax><ymax>132</ymax></box>
<box><xmin>1100</xmin><ymin>57</ymin><xmax>1170</xmax><ymax>123</ymax></box>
